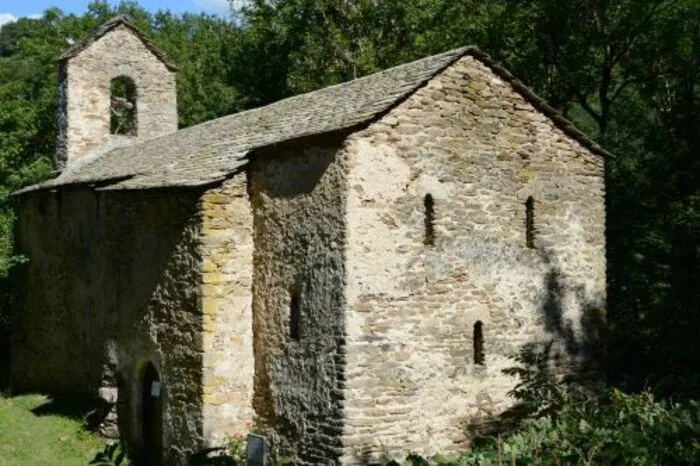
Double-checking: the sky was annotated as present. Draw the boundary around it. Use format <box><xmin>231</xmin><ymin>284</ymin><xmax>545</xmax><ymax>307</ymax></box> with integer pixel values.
<box><xmin>1</xmin><ymin>0</ymin><xmax>237</xmax><ymax>28</ymax></box>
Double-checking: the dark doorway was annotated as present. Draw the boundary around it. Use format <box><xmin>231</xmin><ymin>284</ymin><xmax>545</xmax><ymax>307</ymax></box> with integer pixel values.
<box><xmin>141</xmin><ymin>362</ymin><xmax>163</xmax><ymax>466</ymax></box>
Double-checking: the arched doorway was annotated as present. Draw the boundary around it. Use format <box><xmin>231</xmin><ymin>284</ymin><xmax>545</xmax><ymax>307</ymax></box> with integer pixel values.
<box><xmin>141</xmin><ymin>362</ymin><xmax>163</xmax><ymax>466</ymax></box>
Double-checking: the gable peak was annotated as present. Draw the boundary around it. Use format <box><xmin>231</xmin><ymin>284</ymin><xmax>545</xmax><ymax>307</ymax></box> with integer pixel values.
<box><xmin>58</xmin><ymin>15</ymin><xmax>178</xmax><ymax>71</ymax></box>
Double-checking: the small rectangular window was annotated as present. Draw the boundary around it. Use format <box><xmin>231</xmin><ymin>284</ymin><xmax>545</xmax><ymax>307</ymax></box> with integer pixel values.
<box><xmin>424</xmin><ymin>194</ymin><xmax>435</xmax><ymax>246</ymax></box>
<box><xmin>474</xmin><ymin>321</ymin><xmax>485</xmax><ymax>365</ymax></box>
<box><xmin>289</xmin><ymin>291</ymin><xmax>301</xmax><ymax>341</ymax></box>
<box><xmin>525</xmin><ymin>196</ymin><xmax>535</xmax><ymax>249</ymax></box>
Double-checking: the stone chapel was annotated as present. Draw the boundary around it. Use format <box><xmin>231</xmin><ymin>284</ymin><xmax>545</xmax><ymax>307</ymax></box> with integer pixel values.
<box><xmin>11</xmin><ymin>16</ymin><xmax>607</xmax><ymax>466</ymax></box>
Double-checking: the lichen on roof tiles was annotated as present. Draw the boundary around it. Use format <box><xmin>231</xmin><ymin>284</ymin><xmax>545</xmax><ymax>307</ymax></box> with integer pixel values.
<box><xmin>28</xmin><ymin>46</ymin><xmax>472</xmax><ymax>192</ymax></box>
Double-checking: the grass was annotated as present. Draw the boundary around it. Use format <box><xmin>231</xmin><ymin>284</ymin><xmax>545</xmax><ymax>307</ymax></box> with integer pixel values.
<box><xmin>0</xmin><ymin>393</ymin><xmax>104</xmax><ymax>466</ymax></box>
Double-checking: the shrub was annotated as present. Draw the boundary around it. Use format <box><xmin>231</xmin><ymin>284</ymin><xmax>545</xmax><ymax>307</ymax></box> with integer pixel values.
<box><xmin>383</xmin><ymin>341</ymin><xmax>700</xmax><ymax>465</ymax></box>
<box><xmin>90</xmin><ymin>441</ymin><xmax>131</xmax><ymax>466</ymax></box>
<box><xmin>455</xmin><ymin>389</ymin><xmax>700</xmax><ymax>465</ymax></box>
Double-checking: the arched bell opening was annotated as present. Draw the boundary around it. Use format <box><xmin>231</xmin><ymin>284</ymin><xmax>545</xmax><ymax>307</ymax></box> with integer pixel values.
<box><xmin>110</xmin><ymin>76</ymin><xmax>138</xmax><ymax>136</ymax></box>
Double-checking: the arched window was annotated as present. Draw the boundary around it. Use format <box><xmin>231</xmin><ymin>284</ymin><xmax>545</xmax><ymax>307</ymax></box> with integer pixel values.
<box><xmin>110</xmin><ymin>76</ymin><xmax>137</xmax><ymax>136</ymax></box>
<box><xmin>525</xmin><ymin>196</ymin><xmax>535</xmax><ymax>249</ymax></box>
<box><xmin>473</xmin><ymin>321</ymin><xmax>485</xmax><ymax>365</ymax></box>
<box><xmin>423</xmin><ymin>194</ymin><xmax>435</xmax><ymax>246</ymax></box>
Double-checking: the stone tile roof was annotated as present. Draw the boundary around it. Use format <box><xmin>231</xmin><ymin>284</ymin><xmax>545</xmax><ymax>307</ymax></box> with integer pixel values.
<box><xmin>21</xmin><ymin>46</ymin><xmax>610</xmax><ymax>194</ymax></box>
<box><xmin>59</xmin><ymin>15</ymin><xmax>179</xmax><ymax>72</ymax></box>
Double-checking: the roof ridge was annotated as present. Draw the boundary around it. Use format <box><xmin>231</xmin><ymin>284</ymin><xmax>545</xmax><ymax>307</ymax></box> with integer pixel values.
<box><xmin>164</xmin><ymin>45</ymin><xmax>476</xmax><ymax>136</ymax></box>
<box><xmin>62</xmin><ymin>45</ymin><xmax>474</xmax><ymax>179</ymax></box>
<box><xmin>17</xmin><ymin>44</ymin><xmax>610</xmax><ymax>194</ymax></box>
<box><xmin>60</xmin><ymin>46</ymin><xmax>473</xmax><ymax>180</ymax></box>
<box><xmin>58</xmin><ymin>15</ymin><xmax>179</xmax><ymax>71</ymax></box>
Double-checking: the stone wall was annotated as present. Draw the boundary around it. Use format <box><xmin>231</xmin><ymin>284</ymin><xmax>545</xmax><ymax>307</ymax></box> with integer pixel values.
<box><xmin>14</xmin><ymin>50</ymin><xmax>606</xmax><ymax>466</ymax></box>
<box><xmin>13</xmin><ymin>188</ymin><xmax>206</xmax><ymax>464</ymax></box>
<box><xmin>341</xmin><ymin>56</ymin><xmax>606</xmax><ymax>463</ymax></box>
<box><xmin>57</xmin><ymin>24</ymin><xmax>177</xmax><ymax>167</ymax></box>
<box><xmin>249</xmin><ymin>139</ymin><xmax>348</xmax><ymax>464</ymax></box>
<box><xmin>199</xmin><ymin>174</ymin><xmax>256</xmax><ymax>444</ymax></box>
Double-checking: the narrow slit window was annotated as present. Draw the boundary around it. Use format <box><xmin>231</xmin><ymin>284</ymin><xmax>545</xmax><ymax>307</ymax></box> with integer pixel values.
<box><xmin>473</xmin><ymin>321</ymin><xmax>485</xmax><ymax>365</ymax></box>
<box><xmin>289</xmin><ymin>291</ymin><xmax>301</xmax><ymax>341</ymax></box>
<box><xmin>424</xmin><ymin>194</ymin><xmax>435</xmax><ymax>246</ymax></box>
<box><xmin>525</xmin><ymin>196</ymin><xmax>535</xmax><ymax>249</ymax></box>
<box><xmin>110</xmin><ymin>76</ymin><xmax>137</xmax><ymax>136</ymax></box>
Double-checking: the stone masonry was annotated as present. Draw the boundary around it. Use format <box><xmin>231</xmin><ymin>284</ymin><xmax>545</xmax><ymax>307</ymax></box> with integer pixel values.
<box><xmin>200</xmin><ymin>175</ymin><xmax>256</xmax><ymax>443</ymax></box>
<box><xmin>13</xmin><ymin>189</ymin><xmax>206</xmax><ymax>464</ymax></box>
<box><xmin>339</xmin><ymin>56</ymin><xmax>605</xmax><ymax>463</ymax></box>
<box><xmin>249</xmin><ymin>138</ymin><xmax>349</xmax><ymax>463</ymax></box>
<box><xmin>12</xmin><ymin>17</ymin><xmax>606</xmax><ymax>466</ymax></box>
<box><xmin>57</xmin><ymin>20</ymin><xmax>177</xmax><ymax>168</ymax></box>
<box><xmin>14</xmin><ymin>180</ymin><xmax>258</xmax><ymax>465</ymax></box>
<box><xmin>228</xmin><ymin>56</ymin><xmax>605</xmax><ymax>465</ymax></box>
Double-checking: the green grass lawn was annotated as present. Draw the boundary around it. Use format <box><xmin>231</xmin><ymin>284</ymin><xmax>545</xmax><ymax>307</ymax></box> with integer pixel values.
<box><xmin>0</xmin><ymin>393</ymin><xmax>105</xmax><ymax>466</ymax></box>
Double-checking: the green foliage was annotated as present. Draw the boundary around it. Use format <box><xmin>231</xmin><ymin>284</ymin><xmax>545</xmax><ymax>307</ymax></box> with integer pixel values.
<box><xmin>90</xmin><ymin>441</ymin><xmax>131</xmax><ymax>466</ymax></box>
<box><xmin>502</xmin><ymin>342</ymin><xmax>569</xmax><ymax>418</ymax></box>
<box><xmin>447</xmin><ymin>390</ymin><xmax>700</xmax><ymax>466</ymax></box>
<box><xmin>467</xmin><ymin>337</ymin><xmax>700</xmax><ymax>465</ymax></box>
<box><xmin>373</xmin><ymin>351</ymin><xmax>700</xmax><ymax>466</ymax></box>
<box><xmin>188</xmin><ymin>421</ymin><xmax>256</xmax><ymax>465</ymax></box>
<box><xmin>221</xmin><ymin>432</ymin><xmax>247</xmax><ymax>464</ymax></box>
<box><xmin>0</xmin><ymin>394</ymin><xmax>104</xmax><ymax>466</ymax></box>
<box><xmin>231</xmin><ymin>0</ymin><xmax>503</xmax><ymax>105</ymax></box>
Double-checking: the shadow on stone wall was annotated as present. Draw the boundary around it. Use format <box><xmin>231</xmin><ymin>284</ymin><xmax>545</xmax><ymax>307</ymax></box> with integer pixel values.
<box><xmin>250</xmin><ymin>141</ymin><xmax>348</xmax><ymax>464</ymax></box>
<box><xmin>7</xmin><ymin>189</ymin><xmax>206</xmax><ymax>466</ymax></box>
<box><xmin>464</xmin><ymin>249</ymin><xmax>606</xmax><ymax>440</ymax></box>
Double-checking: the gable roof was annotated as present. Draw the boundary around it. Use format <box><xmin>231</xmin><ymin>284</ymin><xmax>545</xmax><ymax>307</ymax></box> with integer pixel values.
<box><xmin>59</xmin><ymin>15</ymin><xmax>179</xmax><ymax>72</ymax></box>
<box><xmin>20</xmin><ymin>46</ymin><xmax>609</xmax><ymax>194</ymax></box>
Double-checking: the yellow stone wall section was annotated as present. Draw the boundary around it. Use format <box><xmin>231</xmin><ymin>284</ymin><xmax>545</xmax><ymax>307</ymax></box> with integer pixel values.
<box><xmin>199</xmin><ymin>174</ymin><xmax>255</xmax><ymax>444</ymax></box>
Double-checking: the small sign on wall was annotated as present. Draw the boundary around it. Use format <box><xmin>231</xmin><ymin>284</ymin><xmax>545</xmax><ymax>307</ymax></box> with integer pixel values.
<box><xmin>150</xmin><ymin>381</ymin><xmax>162</xmax><ymax>398</ymax></box>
